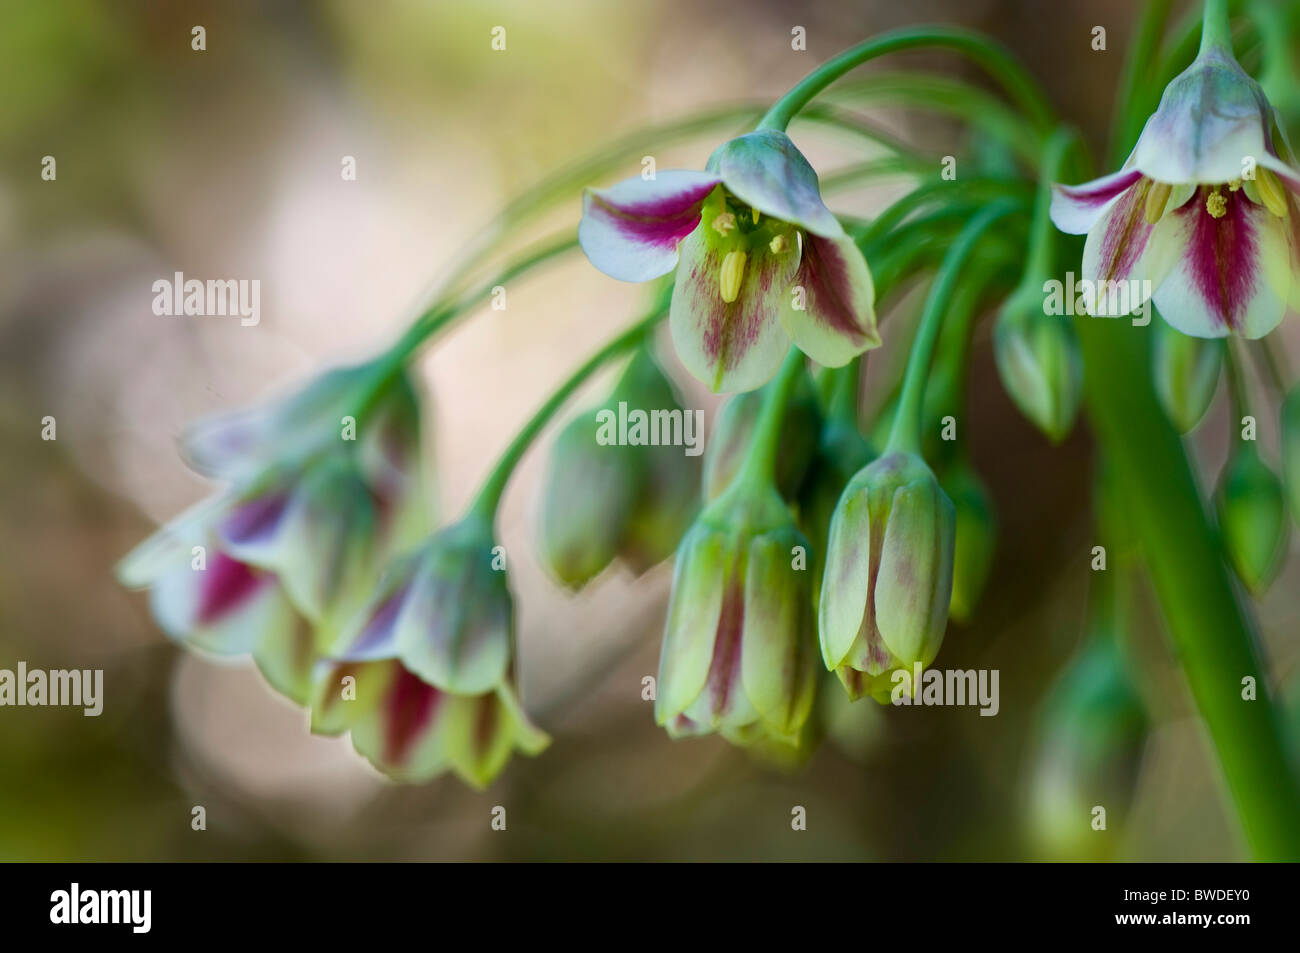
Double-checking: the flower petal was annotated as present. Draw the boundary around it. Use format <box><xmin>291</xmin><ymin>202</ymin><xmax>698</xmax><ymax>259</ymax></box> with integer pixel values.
<box><xmin>1081</xmin><ymin>177</ymin><xmax>1182</xmax><ymax>316</ymax></box>
<box><xmin>579</xmin><ymin>171</ymin><xmax>721</xmax><ymax>282</ymax></box>
<box><xmin>655</xmin><ymin>526</ymin><xmax>727</xmax><ymax>725</ymax></box>
<box><xmin>874</xmin><ymin>480</ymin><xmax>954</xmax><ymax>667</ymax></box>
<box><xmin>1050</xmin><ymin>168</ymin><xmax>1144</xmax><ymax>235</ymax></box>
<box><xmin>741</xmin><ymin>531</ymin><xmax>815</xmax><ymax>740</ymax></box>
<box><xmin>1153</xmin><ymin>188</ymin><xmax>1291</xmax><ymax>338</ymax></box>
<box><xmin>779</xmin><ymin>231</ymin><xmax>879</xmax><ymax>367</ymax></box>
<box><xmin>669</xmin><ymin>221</ymin><xmax>799</xmax><ymax>393</ymax></box>
<box><xmin>708</xmin><ymin>130</ymin><xmax>844</xmax><ymax>238</ymax></box>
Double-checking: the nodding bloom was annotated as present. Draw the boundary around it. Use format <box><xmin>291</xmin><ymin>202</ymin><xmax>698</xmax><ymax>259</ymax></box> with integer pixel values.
<box><xmin>580</xmin><ymin>130</ymin><xmax>879</xmax><ymax>392</ymax></box>
<box><xmin>655</xmin><ymin>486</ymin><xmax>818</xmax><ymax>746</ymax></box>
<box><xmin>331</xmin><ymin>515</ymin><xmax>512</xmax><ymax>696</ymax></box>
<box><xmin>1051</xmin><ymin>41</ymin><xmax>1300</xmax><ymax>338</ymax></box>
<box><xmin>310</xmin><ymin>659</ymin><xmax>548</xmax><ymax>788</ymax></box>
<box><xmin>117</xmin><ymin>358</ymin><xmax>428</xmax><ymax>700</ymax></box>
<box><xmin>818</xmin><ymin>451</ymin><xmax>955</xmax><ymax>702</ymax></box>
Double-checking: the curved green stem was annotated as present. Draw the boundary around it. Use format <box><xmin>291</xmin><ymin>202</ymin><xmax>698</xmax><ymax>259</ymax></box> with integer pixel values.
<box><xmin>757</xmin><ymin>27</ymin><xmax>1055</xmax><ymax>134</ymax></box>
<box><xmin>733</xmin><ymin>347</ymin><xmax>809</xmax><ymax>490</ymax></box>
<box><xmin>886</xmin><ymin>199</ymin><xmax>1024</xmax><ymax>455</ymax></box>
<box><xmin>1200</xmin><ymin>0</ymin><xmax>1233</xmax><ymax>56</ymax></box>
<box><xmin>1025</xmin><ymin>128</ymin><xmax>1078</xmax><ymax>280</ymax></box>
<box><xmin>467</xmin><ymin>292</ymin><xmax>669</xmax><ymax>521</ymax></box>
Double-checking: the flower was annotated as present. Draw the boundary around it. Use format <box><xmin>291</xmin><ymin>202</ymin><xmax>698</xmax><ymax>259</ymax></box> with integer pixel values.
<box><xmin>580</xmin><ymin>130</ymin><xmax>879</xmax><ymax>392</ymax></box>
<box><xmin>537</xmin><ymin>347</ymin><xmax>699</xmax><ymax>588</ymax></box>
<box><xmin>1152</xmin><ymin>319</ymin><xmax>1224</xmax><ymax>433</ymax></box>
<box><xmin>332</xmin><ymin>514</ymin><xmax>512</xmax><ymax>695</ymax></box>
<box><xmin>655</xmin><ymin>485</ymin><xmax>818</xmax><ymax>745</ymax></box>
<box><xmin>1051</xmin><ymin>42</ymin><xmax>1300</xmax><ymax>338</ymax></box>
<box><xmin>993</xmin><ymin>286</ymin><xmax>1083</xmax><ymax>443</ymax></box>
<box><xmin>116</xmin><ymin>498</ymin><xmax>317</xmax><ymax>704</ymax></box>
<box><xmin>310</xmin><ymin>659</ymin><xmax>548</xmax><ymax>788</ymax></box>
<box><xmin>818</xmin><ymin>450</ymin><xmax>955</xmax><ymax>701</ymax></box>
<box><xmin>1215</xmin><ymin>443</ymin><xmax>1290</xmax><ymax>594</ymax></box>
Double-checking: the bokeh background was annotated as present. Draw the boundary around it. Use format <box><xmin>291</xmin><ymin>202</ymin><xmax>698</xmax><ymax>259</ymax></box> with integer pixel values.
<box><xmin>2</xmin><ymin>0</ymin><xmax>1297</xmax><ymax>861</ymax></box>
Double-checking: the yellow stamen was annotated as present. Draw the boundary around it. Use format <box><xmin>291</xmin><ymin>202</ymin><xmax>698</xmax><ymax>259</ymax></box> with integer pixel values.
<box><xmin>752</xmin><ymin>208</ymin><xmax>760</xmax><ymax>224</ymax></box>
<box><xmin>1228</xmin><ymin>178</ymin><xmax>1243</xmax><ymax>192</ymax></box>
<box><xmin>719</xmin><ymin>250</ymin><xmax>747</xmax><ymax>303</ymax></box>
<box><xmin>1257</xmin><ymin>167</ymin><xmax>1289</xmax><ymax>218</ymax></box>
<box><xmin>1143</xmin><ymin>181</ymin><xmax>1172</xmax><ymax>224</ymax></box>
<box><xmin>1205</xmin><ymin>188</ymin><xmax>1227</xmax><ymax>219</ymax></box>
<box><xmin>769</xmin><ymin>233</ymin><xmax>789</xmax><ymax>254</ymax></box>
<box><xmin>711</xmin><ymin>212</ymin><xmax>737</xmax><ymax>236</ymax></box>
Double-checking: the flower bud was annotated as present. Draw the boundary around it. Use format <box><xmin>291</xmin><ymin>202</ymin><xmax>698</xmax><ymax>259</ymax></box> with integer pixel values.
<box><xmin>703</xmin><ymin>372</ymin><xmax>820</xmax><ymax>501</ymax></box>
<box><xmin>1028</xmin><ymin>637</ymin><xmax>1147</xmax><ymax>861</ymax></box>
<box><xmin>993</xmin><ymin>287</ymin><xmax>1082</xmax><ymax>443</ymax></box>
<box><xmin>656</xmin><ymin>486</ymin><xmax>817</xmax><ymax>746</ymax></box>
<box><xmin>819</xmin><ymin>450</ymin><xmax>955</xmax><ymax>701</ymax></box>
<box><xmin>1281</xmin><ymin>385</ymin><xmax>1300</xmax><ymax>525</ymax></box>
<box><xmin>310</xmin><ymin>659</ymin><xmax>548</xmax><ymax>788</ymax></box>
<box><xmin>336</xmin><ymin>514</ymin><xmax>512</xmax><ymax>694</ymax></box>
<box><xmin>940</xmin><ymin>460</ymin><xmax>997</xmax><ymax>624</ymax></box>
<box><xmin>1215</xmin><ymin>444</ymin><xmax>1290</xmax><ymax>595</ymax></box>
<box><xmin>1153</xmin><ymin>320</ymin><xmax>1223</xmax><ymax>433</ymax></box>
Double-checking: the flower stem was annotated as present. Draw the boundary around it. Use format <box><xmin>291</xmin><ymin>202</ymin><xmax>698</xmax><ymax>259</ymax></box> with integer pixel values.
<box><xmin>733</xmin><ymin>347</ymin><xmax>809</xmax><ymax>491</ymax></box>
<box><xmin>1199</xmin><ymin>0</ymin><xmax>1233</xmax><ymax>57</ymax></box>
<box><xmin>757</xmin><ymin>27</ymin><xmax>1055</xmax><ymax>134</ymax></box>
<box><xmin>886</xmin><ymin>199</ymin><xmax>1023</xmax><ymax>456</ymax></box>
<box><xmin>467</xmin><ymin>291</ymin><xmax>670</xmax><ymax>522</ymax></box>
<box><xmin>1025</xmin><ymin>128</ymin><xmax>1077</xmax><ymax>280</ymax></box>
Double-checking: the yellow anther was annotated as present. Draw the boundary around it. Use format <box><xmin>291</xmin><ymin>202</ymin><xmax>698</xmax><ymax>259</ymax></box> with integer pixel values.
<box><xmin>711</xmin><ymin>212</ymin><xmax>737</xmax><ymax>236</ymax></box>
<box><xmin>752</xmin><ymin>208</ymin><xmax>760</xmax><ymax>224</ymax></box>
<box><xmin>1206</xmin><ymin>188</ymin><xmax>1227</xmax><ymax>219</ymax></box>
<box><xmin>1228</xmin><ymin>178</ymin><xmax>1243</xmax><ymax>192</ymax></box>
<box><xmin>769</xmin><ymin>233</ymin><xmax>789</xmax><ymax>254</ymax></box>
<box><xmin>719</xmin><ymin>250</ymin><xmax>747</xmax><ymax>303</ymax></box>
<box><xmin>1257</xmin><ymin>167</ymin><xmax>1289</xmax><ymax>218</ymax></box>
<box><xmin>1143</xmin><ymin>181</ymin><xmax>1172</xmax><ymax>224</ymax></box>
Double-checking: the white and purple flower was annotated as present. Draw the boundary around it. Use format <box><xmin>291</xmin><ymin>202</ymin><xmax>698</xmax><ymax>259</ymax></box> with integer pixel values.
<box><xmin>580</xmin><ymin>130</ymin><xmax>879</xmax><ymax>392</ymax></box>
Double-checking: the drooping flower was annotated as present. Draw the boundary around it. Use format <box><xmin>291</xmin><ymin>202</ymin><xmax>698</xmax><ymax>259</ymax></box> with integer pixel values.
<box><xmin>655</xmin><ymin>485</ymin><xmax>818</xmax><ymax>746</ymax></box>
<box><xmin>332</xmin><ymin>514</ymin><xmax>512</xmax><ymax>696</ymax></box>
<box><xmin>1051</xmin><ymin>41</ymin><xmax>1300</xmax><ymax>338</ymax></box>
<box><xmin>819</xmin><ymin>450</ymin><xmax>955</xmax><ymax>702</ymax></box>
<box><xmin>580</xmin><ymin>130</ymin><xmax>880</xmax><ymax>392</ymax></box>
<box><xmin>993</xmin><ymin>285</ymin><xmax>1083</xmax><ymax>443</ymax></box>
<box><xmin>310</xmin><ymin>659</ymin><xmax>548</xmax><ymax>788</ymax></box>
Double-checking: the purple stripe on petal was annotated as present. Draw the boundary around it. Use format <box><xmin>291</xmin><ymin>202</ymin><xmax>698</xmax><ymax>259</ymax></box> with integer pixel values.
<box><xmin>221</xmin><ymin>491</ymin><xmax>291</xmax><ymax>546</ymax></box>
<box><xmin>383</xmin><ymin>666</ymin><xmax>442</xmax><ymax>765</ymax></box>
<box><xmin>703</xmin><ymin>576</ymin><xmax>745</xmax><ymax>718</ymax></box>
<box><xmin>1096</xmin><ymin>178</ymin><xmax>1157</xmax><ymax>284</ymax></box>
<box><xmin>579</xmin><ymin>171</ymin><xmax>722</xmax><ymax>283</ymax></box>
<box><xmin>1179</xmin><ymin>188</ymin><xmax>1258</xmax><ymax>331</ymax></box>
<box><xmin>1050</xmin><ymin>169</ymin><xmax>1143</xmax><ymax>234</ymax></box>
<box><xmin>197</xmin><ymin>552</ymin><xmax>266</xmax><ymax>624</ymax></box>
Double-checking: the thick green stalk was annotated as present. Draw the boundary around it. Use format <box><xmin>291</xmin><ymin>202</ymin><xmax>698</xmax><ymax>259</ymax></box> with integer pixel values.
<box><xmin>757</xmin><ymin>27</ymin><xmax>1056</xmax><ymax>133</ymax></box>
<box><xmin>468</xmin><ymin>295</ymin><xmax>668</xmax><ymax>521</ymax></box>
<box><xmin>886</xmin><ymin>199</ymin><xmax>1023</xmax><ymax>455</ymax></box>
<box><xmin>1200</xmin><ymin>0</ymin><xmax>1233</xmax><ymax>56</ymax></box>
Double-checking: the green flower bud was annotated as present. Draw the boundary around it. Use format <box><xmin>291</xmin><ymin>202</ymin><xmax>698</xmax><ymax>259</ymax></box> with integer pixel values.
<box><xmin>993</xmin><ymin>287</ymin><xmax>1082</xmax><ymax>443</ymax></box>
<box><xmin>703</xmin><ymin>372</ymin><xmax>820</xmax><ymax>501</ymax></box>
<box><xmin>1028</xmin><ymin>637</ymin><xmax>1147</xmax><ymax>861</ymax></box>
<box><xmin>819</xmin><ymin>450</ymin><xmax>956</xmax><ymax>702</ymax></box>
<box><xmin>940</xmin><ymin>460</ymin><xmax>997</xmax><ymax>624</ymax></box>
<box><xmin>1282</xmin><ymin>385</ymin><xmax>1300</xmax><ymax>525</ymax></box>
<box><xmin>536</xmin><ymin>347</ymin><xmax>700</xmax><ymax>587</ymax></box>
<box><xmin>537</xmin><ymin>411</ymin><xmax>641</xmax><ymax>588</ymax></box>
<box><xmin>1153</xmin><ymin>320</ymin><xmax>1223</xmax><ymax>434</ymax></box>
<box><xmin>1215</xmin><ymin>444</ymin><xmax>1290</xmax><ymax>595</ymax></box>
<box><xmin>656</xmin><ymin>485</ymin><xmax>818</xmax><ymax>746</ymax></box>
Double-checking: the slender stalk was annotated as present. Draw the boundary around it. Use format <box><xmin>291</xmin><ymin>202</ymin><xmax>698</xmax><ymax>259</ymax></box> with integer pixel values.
<box><xmin>757</xmin><ymin>27</ymin><xmax>1056</xmax><ymax>133</ymax></box>
<box><xmin>468</xmin><ymin>295</ymin><xmax>669</xmax><ymax>521</ymax></box>
<box><xmin>733</xmin><ymin>347</ymin><xmax>809</xmax><ymax>490</ymax></box>
<box><xmin>1200</xmin><ymin>0</ymin><xmax>1233</xmax><ymax>56</ymax></box>
<box><xmin>1025</xmin><ymin>128</ymin><xmax>1077</xmax><ymax>280</ymax></box>
<box><xmin>886</xmin><ymin>199</ymin><xmax>1023</xmax><ymax>455</ymax></box>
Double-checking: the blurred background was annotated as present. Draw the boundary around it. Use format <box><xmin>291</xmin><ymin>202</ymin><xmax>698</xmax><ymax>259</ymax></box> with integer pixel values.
<box><xmin>1</xmin><ymin>0</ymin><xmax>1297</xmax><ymax>861</ymax></box>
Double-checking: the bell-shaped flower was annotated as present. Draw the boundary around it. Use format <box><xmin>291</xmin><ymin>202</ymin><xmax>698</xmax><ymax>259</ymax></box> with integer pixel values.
<box><xmin>1051</xmin><ymin>42</ymin><xmax>1300</xmax><ymax>339</ymax></box>
<box><xmin>655</xmin><ymin>485</ymin><xmax>818</xmax><ymax>745</ymax></box>
<box><xmin>332</xmin><ymin>514</ymin><xmax>512</xmax><ymax>695</ymax></box>
<box><xmin>819</xmin><ymin>450</ymin><xmax>956</xmax><ymax>702</ymax></box>
<box><xmin>309</xmin><ymin>659</ymin><xmax>548</xmax><ymax>788</ymax></box>
<box><xmin>580</xmin><ymin>130</ymin><xmax>880</xmax><ymax>392</ymax></box>
<box><xmin>993</xmin><ymin>286</ymin><xmax>1083</xmax><ymax>443</ymax></box>
<box><xmin>116</xmin><ymin>498</ymin><xmax>317</xmax><ymax>704</ymax></box>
